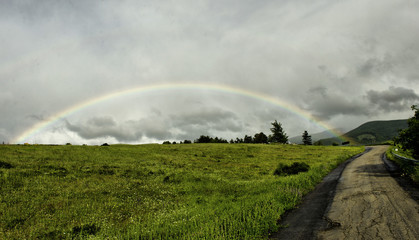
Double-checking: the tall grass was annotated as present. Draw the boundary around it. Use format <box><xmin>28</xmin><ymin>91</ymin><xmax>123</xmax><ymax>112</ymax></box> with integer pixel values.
<box><xmin>0</xmin><ymin>144</ymin><xmax>363</xmax><ymax>239</ymax></box>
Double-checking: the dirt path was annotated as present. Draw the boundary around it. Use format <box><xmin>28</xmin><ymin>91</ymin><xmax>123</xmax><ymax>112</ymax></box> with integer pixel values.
<box><xmin>272</xmin><ymin>146</ymin><xmax>419</xmax><ymax>240</ymax></box>
<box><xmin>317</xmin><ymin>145</ymin><xmax>419</xmax><ymax>239</ymax></box>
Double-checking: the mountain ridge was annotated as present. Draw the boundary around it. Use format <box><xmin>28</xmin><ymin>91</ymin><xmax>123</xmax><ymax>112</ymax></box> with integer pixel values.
<box><xmin>316</xmin><ymin>119</ymin><xmax>408</xmax><ymax>145</ymax></box>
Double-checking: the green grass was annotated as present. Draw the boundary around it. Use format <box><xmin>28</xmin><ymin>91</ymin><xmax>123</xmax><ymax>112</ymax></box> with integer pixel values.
<box><xmin>386</xmin><ymin>145</ymin><xmax>419</xmax><ymax>183</ymax></box>
<box><xmin>0</xmin><ymin>144</ymin><xmax>364</xmax><ymax>239</ymax></box>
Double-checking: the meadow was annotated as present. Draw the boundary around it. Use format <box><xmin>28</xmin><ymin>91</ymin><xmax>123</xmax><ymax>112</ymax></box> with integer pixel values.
<box><xmin>0</xmin><ymin>144</ymin><xmax>364</xmax><ymax>239</ymax></box>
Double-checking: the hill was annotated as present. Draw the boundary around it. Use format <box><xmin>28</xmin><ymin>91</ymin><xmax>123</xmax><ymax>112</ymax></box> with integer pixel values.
<box><xmin>289</xmin><ymin>129</ymin><xmax>346</xmax><ymax>144</ymax></box>
<box><xmin>317</xmin><ymin>119</ymin><xmax>408</xmax><ymax>145</ymax></box>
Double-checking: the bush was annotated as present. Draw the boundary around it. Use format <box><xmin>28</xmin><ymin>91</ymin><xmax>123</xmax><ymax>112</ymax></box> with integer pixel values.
<box><xmin>386</xmin><ymin>147</ymin><xmax>419</xmax><ymax>183</ymax></box>
<box><xmin>0</xmin><ymin>161</ymin><xmax>13</xmax><ymax>169</ymax></box>
<box><xmin>274</xmin><ymin>162</ymin><xmax>310</xmax><ymax>176</ymax></box>
<box><xmin>395</xmin><ymin>105</ymin><xmax>419</xmax><ymax>159</ymax></box>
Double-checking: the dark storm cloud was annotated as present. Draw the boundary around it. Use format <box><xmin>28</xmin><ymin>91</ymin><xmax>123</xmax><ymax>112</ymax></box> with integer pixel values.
<box><xmin>366</xmin><ymin>87</ymin><xmax>419</xmax><ymax>112</ymax></box>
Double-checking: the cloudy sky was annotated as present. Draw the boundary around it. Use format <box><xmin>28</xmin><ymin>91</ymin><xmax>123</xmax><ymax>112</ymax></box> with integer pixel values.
<box><xmin>1</xmin><ymin>0</ymin><xmax>418</xmax><ymax>144</ymax></box>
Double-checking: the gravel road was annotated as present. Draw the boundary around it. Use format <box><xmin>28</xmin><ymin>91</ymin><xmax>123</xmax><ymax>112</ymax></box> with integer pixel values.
<box><xmin>272</xmin><ymin>145</ymin><xmax>419</xmax><ymax>240</ymax></box>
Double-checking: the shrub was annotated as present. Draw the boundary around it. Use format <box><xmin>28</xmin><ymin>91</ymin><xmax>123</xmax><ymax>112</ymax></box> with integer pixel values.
<box><xmin>274</xmin><ymin>162</ymin><xmax>310</xmax><ymax>176</ymax></box>
<box><xmin>0</xmin><ymin>161</ymin><xmax>13</xmax><ymax>169</ymax></box>
<box><xmin>395</xmin><ymin>105</ymin><xmax>419</xmax><ymax>159</ymax></box>
<box><xmin>71</xmin><ymin>224</ymin><xmax>100</xmax><ymax>237</ymax></box>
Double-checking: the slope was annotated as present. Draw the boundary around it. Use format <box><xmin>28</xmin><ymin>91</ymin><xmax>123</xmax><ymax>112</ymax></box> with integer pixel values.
<box><xmin>317</xmin><ymin>119</ymin><xmax>408</xmax><ymax>145</ymax></box>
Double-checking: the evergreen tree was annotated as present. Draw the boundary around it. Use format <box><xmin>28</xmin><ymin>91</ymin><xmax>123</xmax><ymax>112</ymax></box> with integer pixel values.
<box><xmin>269</xmin><ymin>120</ymin><xmax>288</xmax><ymax>143</ymax></box>
<box><xmin>302</xmin><ymin>130</ymin><xmax>312</xmax><ymax>145</ymax></box>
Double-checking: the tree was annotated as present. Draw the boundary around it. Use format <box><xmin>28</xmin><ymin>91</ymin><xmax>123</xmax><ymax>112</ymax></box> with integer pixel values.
<box><xmin>302</xmin><ymin>130</ymin><xmax>312</xmax><ymax>145</ymax></box>
<box><xmin>254</xmin><ymin>132</ymin><xmax>268</xmax><ymax>144</ymax></box>
<box><xmin>395</xmin><ymin>105</ymin><xmax>419</xmax><ymax>159</ymax></box>
<box><xmin>269</xmin><ymin>120</ymin><xmax>288</xmax><ymax>143</ymax></box>
<box><xmin>244</xmin><ymin>135</ymin><xmax>253</xmax><ymax>143</ymax></box>
<box><xmin>195</xmin><ymin>135</ymin><xmax>212</xmax><ymax>143</ymax></box>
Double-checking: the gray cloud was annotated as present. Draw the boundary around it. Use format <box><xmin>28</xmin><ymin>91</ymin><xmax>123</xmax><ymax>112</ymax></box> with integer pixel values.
<box><xmin>366</xmin><ymin>87</ymin><xmax>419</xmax><ymax>112</ymax></box>
<box><xmin>65</xmin><ymin>107</ymin><xmax>244</xmax><ymax>142</ymax></box>
<box><xmin>303</xmin><ymin>87</ymin><xmax>370</xmax><ymax>120</ymax></box>
<box><xmin>305</xmin><ymin>86</ymin><xmax>419</xmax><ymax>120</ymax></box>
<box><xmin>170</xmin><ymin>107</ymin><xmax>244</xmax><ymax>140</ymax></box>
<box><xmin>172</xmin><ymin>107</ymin><xmax>242</xmax><ymax>131</ymax></box>
<box><xmin>65</xmin><ymin>115</ymin><xmax>173</xmax><ymax>142</ymax></box>
<box><xmin>65</xmin><ymin>118</ymin><xmax>143</xmax><ymax>142</ymax></box>
<box><xmin>356</xmin><ymin>56</ymin><xmax>394</xmax><ymax>78</ymax></box>
<box><xmin>1</xmin><ymin>0</ymin><xmax>419</xmax><ymax>143</ymax></box>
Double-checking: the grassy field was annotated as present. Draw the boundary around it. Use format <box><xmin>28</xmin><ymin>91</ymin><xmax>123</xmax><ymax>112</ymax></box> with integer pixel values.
<box><xmin>0</xmin><ymin>144</ymin><xmax>364</xmax><ymax>239</ymax></box>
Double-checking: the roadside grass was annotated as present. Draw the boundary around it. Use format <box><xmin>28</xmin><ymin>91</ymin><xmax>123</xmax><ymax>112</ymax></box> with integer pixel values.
<box><xmin>386</xmin><ymin>145</ymin><xmax>419</xmax><ymax>183</ymax></box>
<box><xmin>0</xmin><ymin>144</ymin><xmax>363</xmax><ymax>239</ymax></box>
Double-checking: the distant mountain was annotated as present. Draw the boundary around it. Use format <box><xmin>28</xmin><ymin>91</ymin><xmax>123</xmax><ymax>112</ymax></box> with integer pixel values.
<box><xmin>289</xmin><ymin>128</ymin><xmax>346</xmax><ymax>144</ymax></box>
<box><xmin>316</xmin><ymin>119</ymin><xmax>408</xmax><ymax>145</ymax></box>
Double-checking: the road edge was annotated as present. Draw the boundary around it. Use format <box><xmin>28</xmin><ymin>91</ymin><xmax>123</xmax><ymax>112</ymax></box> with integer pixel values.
<box><xmin>270</xmin><ymin>148</ymin><xmax>370</xmax><ymax>240</ymax></box>
<box><xmin>381</xmin><ymin>151</ymin><xmax>419</xmax><ymax>203</ymax></box>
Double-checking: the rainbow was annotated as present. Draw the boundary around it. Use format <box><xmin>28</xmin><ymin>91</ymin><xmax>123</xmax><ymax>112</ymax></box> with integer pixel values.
<box><xmin>13</xmin><ymin>82</ymin><xmax>346</xmax><ymax>143</ymax></box>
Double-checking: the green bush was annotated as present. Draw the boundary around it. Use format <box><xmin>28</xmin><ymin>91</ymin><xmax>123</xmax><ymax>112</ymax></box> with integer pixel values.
<box><xmin>274</xmin><ymin>162</ymin><xmax>310</xmax><ymax>176</ymax></box>
<box><xmin>386</xmin><ymin>147</ymin><xmax>419</xmax><ymax>183</ymax></box>
<box><xmin>0</xmin><ymin>161</ymin><xmax>13</xmax><ymax>169</ymax></box>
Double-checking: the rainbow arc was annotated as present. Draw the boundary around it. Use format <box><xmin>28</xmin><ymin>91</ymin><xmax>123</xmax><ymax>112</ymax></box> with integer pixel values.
<box><xmin>13</xmin><ymin>82</ymin><xmax>346</xmax><ymax>143</ymax></box>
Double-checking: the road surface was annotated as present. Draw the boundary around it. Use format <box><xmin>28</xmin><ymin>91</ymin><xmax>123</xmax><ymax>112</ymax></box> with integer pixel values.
<box><xmin>272</xmin><ymin>146</ymin><xmax>419</xmax><ymax>239</ymax></box>
<box><xmin>318</xmin><ymin>145</ymin><xmax>418</xmax><ymax>239</ymax></box>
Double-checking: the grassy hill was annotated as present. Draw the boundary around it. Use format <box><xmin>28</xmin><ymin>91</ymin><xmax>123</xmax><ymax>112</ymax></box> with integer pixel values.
<box><xmin>0</xmin><ymin>144</ymin><xmax>363</xmax><ymax>239</ymax></box>
<box><xmin>317</xmin><ymin>119</ymin><xmax>408</xmax><ymax>145</ymax></box>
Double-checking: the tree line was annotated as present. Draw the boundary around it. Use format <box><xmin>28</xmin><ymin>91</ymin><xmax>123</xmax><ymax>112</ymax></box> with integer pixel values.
<box><xmin>163</xmin><ymin>120</ymin><xmax>313</xmax><ymax>145</ymax></box>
